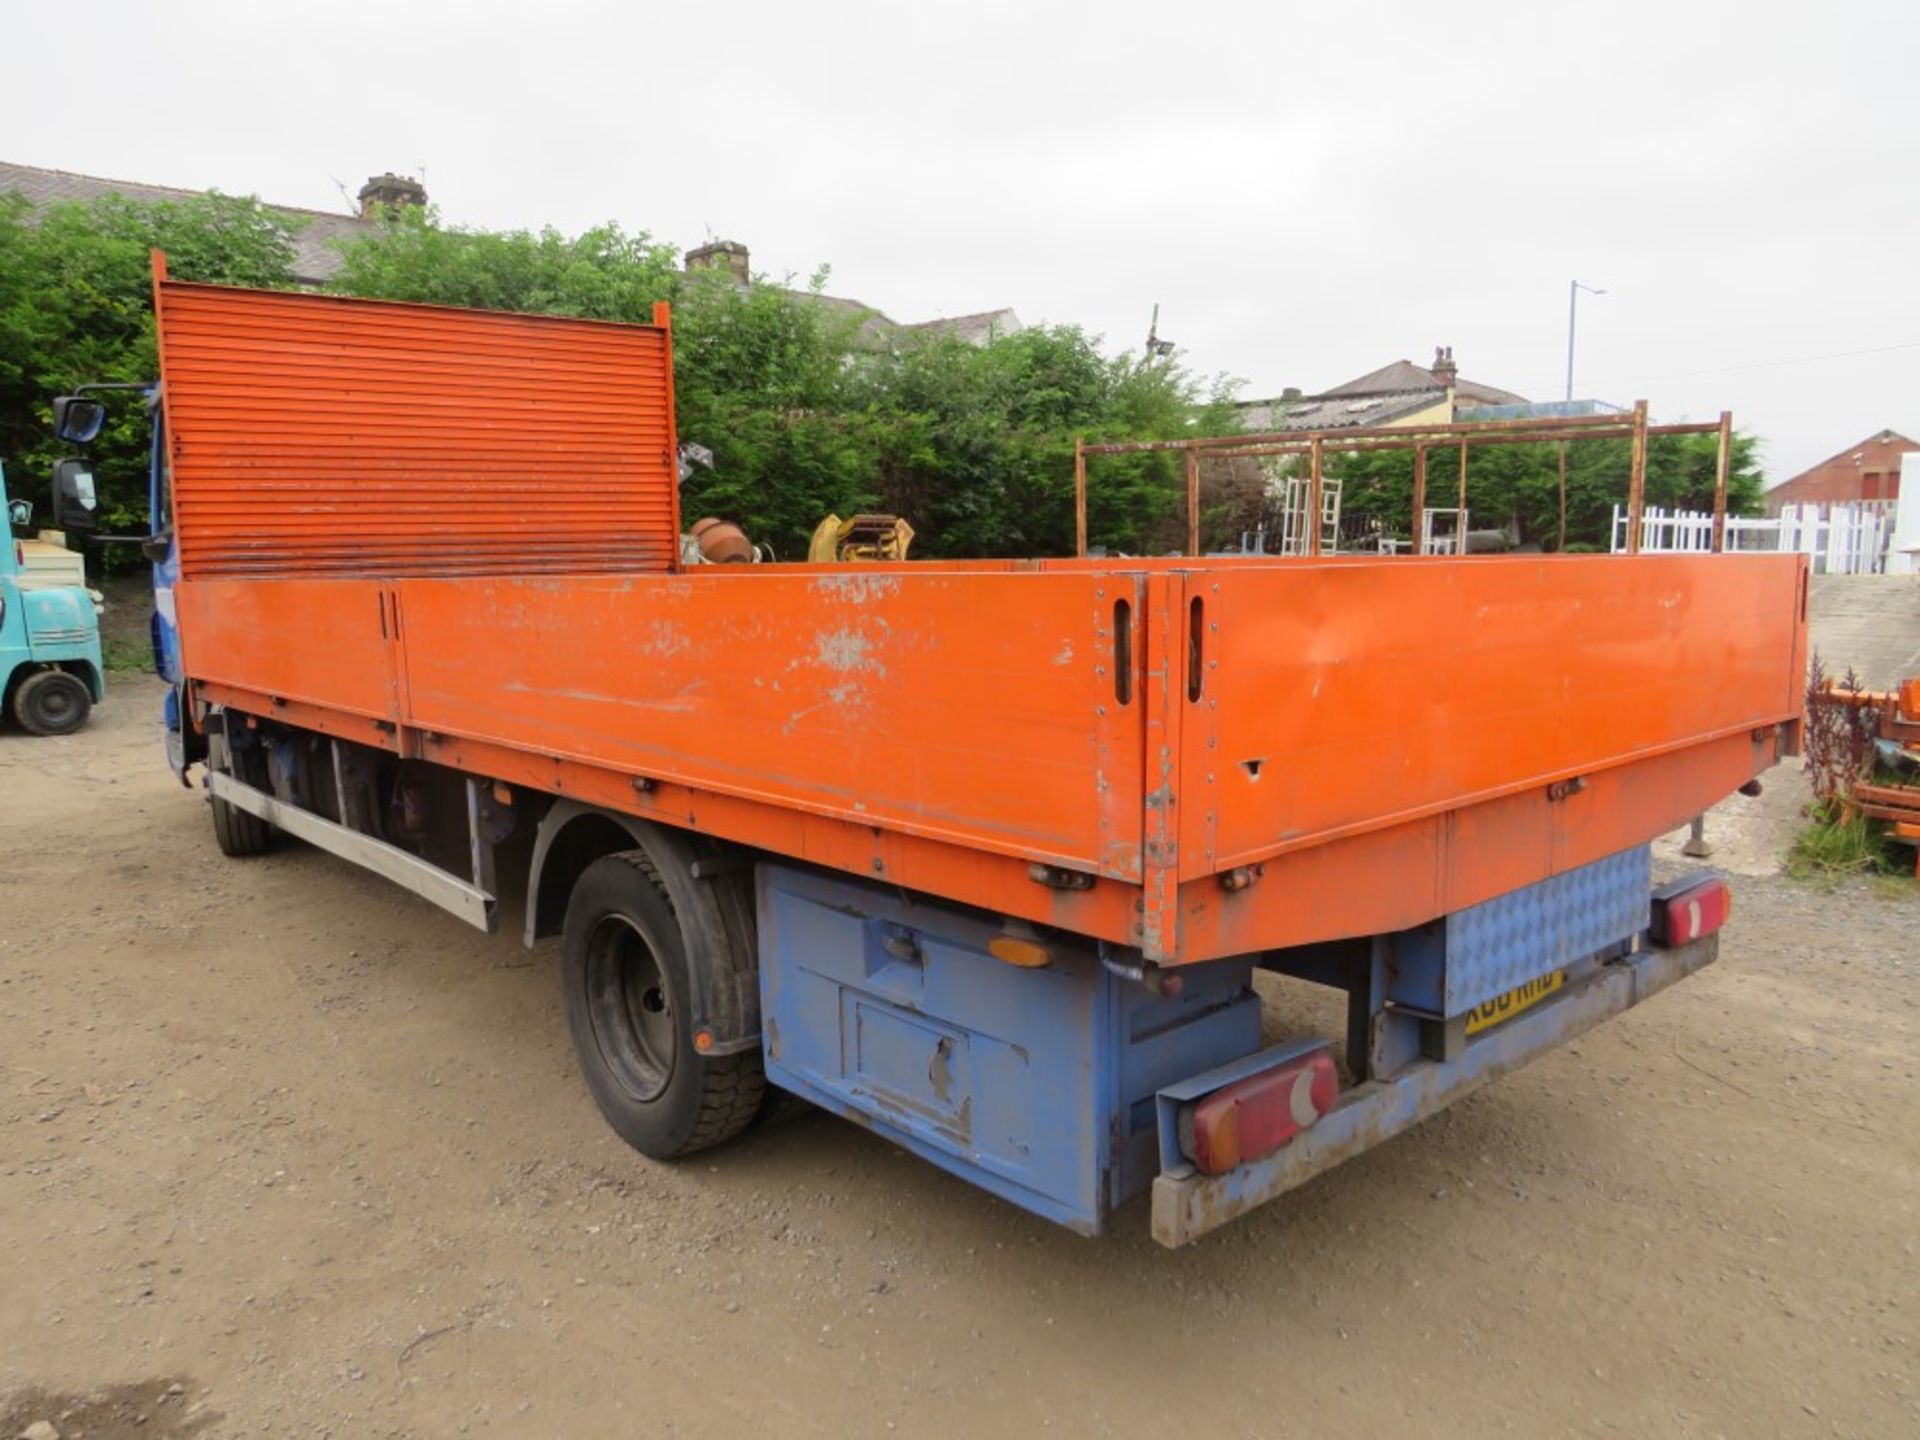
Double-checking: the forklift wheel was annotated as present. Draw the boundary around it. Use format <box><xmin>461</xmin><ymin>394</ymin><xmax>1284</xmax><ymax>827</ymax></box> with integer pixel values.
<box><xmin>12</xmin><ymin>669</ymin><xmax>91</xmax><ymax>737</ymax></box>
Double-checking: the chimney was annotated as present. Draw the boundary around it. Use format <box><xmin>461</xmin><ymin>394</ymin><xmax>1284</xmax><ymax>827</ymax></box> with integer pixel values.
<box><xmin>356</xmin><ymin>172</ymin><xmax>427</xmax><ymax>219</ymax></box>
<box><xmin>1281</xmin><ymin>386</ymin><xmax>1304</xmax><ymax>401</ymax></box>
<box><xmin>1430</xmin><ymin>345</ymin><xmax>1458</xmax><ymax>390</ymax></box>
<box><xmin>685</xmin><ymin>240</ymin><xmax>750</xmax><ymax>285</ymax></box>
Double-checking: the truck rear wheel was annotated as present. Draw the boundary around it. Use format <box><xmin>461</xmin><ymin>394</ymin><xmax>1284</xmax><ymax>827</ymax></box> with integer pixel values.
<box><xmin>211</xmin><ymin>792</ymin><xmax>273</xmax><ymax>858</ymax></box>
<box><xmin>13</xmin><ymin>669</ymin><xmax>91</xmax><ymax>736</ymax></box>
<box><xmin>206</xmin><ymin>730</ymin><xmax>272</xmax><ymax>858</ymax></box>
<box><xmin>561</xmin><ymin>850</ymin><xmax>763</xmax><ymax>1159</ymax></box>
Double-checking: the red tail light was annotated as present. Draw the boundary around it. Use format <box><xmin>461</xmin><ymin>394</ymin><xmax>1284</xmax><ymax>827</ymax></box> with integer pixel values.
<box><xmin>1650</xmin><ymin>876</ymin><xmax>1731</xmax><ymax>946</ymax></box>
<box><xmin>1179</xmin><ymin>1049</ymin><xmax>1339</xmax><ymax>1175</ymax></box>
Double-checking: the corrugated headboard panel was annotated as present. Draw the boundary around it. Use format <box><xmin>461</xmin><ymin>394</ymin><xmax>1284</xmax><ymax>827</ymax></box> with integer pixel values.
<box><xmin>154</xmin><ymin>267</ymin><xmax>680</xmax><ymax>579</ymax></box>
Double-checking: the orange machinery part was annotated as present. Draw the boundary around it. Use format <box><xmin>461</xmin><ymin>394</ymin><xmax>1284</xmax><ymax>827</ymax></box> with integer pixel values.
<box><xmin>154</xmin><ymin>268</ymin><xmax>1811</xmax><ymax>965</ymax></box>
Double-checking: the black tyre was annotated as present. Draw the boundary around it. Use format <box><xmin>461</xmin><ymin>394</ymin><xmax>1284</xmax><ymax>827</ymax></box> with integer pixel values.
<box><xmin>13</xmin><ymin>669</ymin><xmax>91</xmax><ymax>737</ymax></box>
<box><xmin>562</xmin><ymin>850</ymin><xmax>764</xmax><ymax>1158</ymax></box>
<box><xmin>207</xmin><ymin>731</ymin><xmax>272</xmax><ymax>858</ymax></box>
<box><xmin>211</xmin><ymin>792</ymin><xmax>272</xmax><ymax>857</ymax></box>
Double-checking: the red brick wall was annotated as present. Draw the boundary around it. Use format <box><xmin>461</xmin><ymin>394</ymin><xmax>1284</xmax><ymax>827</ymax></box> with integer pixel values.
<box><xmin>1765</xmin><ymin>430</ymin><xmax>1915</xmax><ymax>513</ymax></box>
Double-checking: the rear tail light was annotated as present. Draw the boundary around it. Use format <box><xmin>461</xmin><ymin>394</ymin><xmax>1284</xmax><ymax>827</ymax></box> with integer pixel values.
<box><xmin>1179</xmin><ymin>1049</ymin><xmax>1339</xmax><ymax>1175</ymax></box>
<box><xmin>1649</xmin><ymin>875</ymin><xmax>1731</xmax><ymax>946</ymax></box>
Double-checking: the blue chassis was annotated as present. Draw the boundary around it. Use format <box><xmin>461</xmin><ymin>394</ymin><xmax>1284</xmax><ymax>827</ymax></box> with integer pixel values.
<box><xmin>755</xmin><ymin>847</ymin><xmax>1702</xmax><ymax>1246</ymax></box>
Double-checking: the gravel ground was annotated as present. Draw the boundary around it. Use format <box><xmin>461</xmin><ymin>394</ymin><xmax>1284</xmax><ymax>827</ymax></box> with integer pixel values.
<box><xmin>2</xmin><ymin>676</ymin><xmax>1915</xmax><ymax>1439</ymax></box>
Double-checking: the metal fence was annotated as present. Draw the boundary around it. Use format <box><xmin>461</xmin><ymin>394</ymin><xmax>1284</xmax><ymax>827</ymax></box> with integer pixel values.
<box><xmin>1611</xmin><ymin>503</ymin><xmax>1895</xmax><ymax>574</ymax></box>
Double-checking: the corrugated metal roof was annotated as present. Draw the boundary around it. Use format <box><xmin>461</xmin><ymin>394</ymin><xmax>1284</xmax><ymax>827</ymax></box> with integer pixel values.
<box><xmin>155</xmin><ymin>273</ymin><xmax>679</xmax><ymax>580</ymax></box>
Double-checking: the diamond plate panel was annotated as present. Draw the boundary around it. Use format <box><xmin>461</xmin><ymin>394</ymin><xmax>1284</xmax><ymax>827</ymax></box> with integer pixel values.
<box><xmin>1440</xmin><ymin>845</ymin><xmax>1650</xmax><ymax>1016</ymax></box>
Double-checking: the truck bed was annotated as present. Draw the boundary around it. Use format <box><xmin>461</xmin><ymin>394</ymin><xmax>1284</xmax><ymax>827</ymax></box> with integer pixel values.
<box><xmin>177</xmin><ymin>551</ymin><xmax>1805</xmax><ymax>963</ymax></box>
<box><xmin>151</xmin><ymin>268</ymin><xmax>1808</xmax><ymax>964</ymax></box>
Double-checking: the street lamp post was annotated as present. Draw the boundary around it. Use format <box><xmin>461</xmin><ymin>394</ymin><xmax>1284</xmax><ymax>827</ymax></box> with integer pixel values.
<box><xmin>1565</xmin><ymin>279</ymin><xmax>1606</xmax><ymax>402</ymax></box>
<box><xmin>1560</xmin><ymin>279</ymin><xmax>1605</xmax><ymax>552</ymax></box>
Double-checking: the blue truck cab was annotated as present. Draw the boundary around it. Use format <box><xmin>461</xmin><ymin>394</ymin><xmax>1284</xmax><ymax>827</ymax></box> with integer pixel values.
<box><xmin>1</xmin><ymin>460</ymin><xmax>103</xmax><ymax>736</ymax></box>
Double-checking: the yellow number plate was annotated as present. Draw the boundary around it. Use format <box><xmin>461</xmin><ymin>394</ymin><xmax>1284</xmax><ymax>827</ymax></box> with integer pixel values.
<box><xmin>1464</xmin><ymin>970</ymin><xmax>1566</xmax><ymax>1035</ymax></box>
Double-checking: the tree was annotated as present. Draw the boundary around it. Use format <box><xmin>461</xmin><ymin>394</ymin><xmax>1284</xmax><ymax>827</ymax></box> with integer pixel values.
<box><xmin>1326</xmin><ymin>427</ymin><xmax>1766</xmax><ymax>552</ymax></box>
<box><xmin>326</xmin><ymin>207</ymin><xmax>679</xmax><ymax>319</ymax></box>
<box><xmin>329</xmin><ymin>209</ymin><xmax>1236</xmax><ymax>559</ymax></box>
<box><xmin>331</xmin><ymin>210</ymin><xmax>885</xmax><ymax>559</ymax></box>
<box><xmin>0</xmin><ymin>189</ymin><xmax>301</xmax><ymax>543</ymax></box>
<box><xmin>869</xmin><ymin>327</ymin><xmax>1235</xmax><ymax>558</ymax></box>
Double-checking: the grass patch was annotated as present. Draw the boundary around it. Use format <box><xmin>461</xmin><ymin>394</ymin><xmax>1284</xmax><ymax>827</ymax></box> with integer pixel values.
<box><xmin>100</xmin><ymin>634</ymin><xmax>152</xmax><ymax>673</ymax></box>
<box><xmin>1869</xmin><ymin>872</ymin><xmax>1920</xmax><ymax>901</ymax></box>
<box><xmin>1785</xmin><ymin>799</ymin><xmax>1908</xmax><ymax>885</ymax></box>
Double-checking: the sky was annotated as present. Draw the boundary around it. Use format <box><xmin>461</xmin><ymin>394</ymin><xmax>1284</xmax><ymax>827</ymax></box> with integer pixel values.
<box><xmin>4</xmin><ymin>0</ymin><xmax>1916</xmax><ymax>484</ymax></box>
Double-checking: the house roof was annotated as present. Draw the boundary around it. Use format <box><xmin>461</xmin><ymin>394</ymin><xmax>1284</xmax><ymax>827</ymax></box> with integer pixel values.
<box><xmin>903</xmin><ymin>309</ymin><xmax>1023</xmax><ymax>345</ymax></box>
<box><xmin>1237</xmin><ymin>350</ymin><xmax>1531</xmax><ymax>432</ymax></box>
<box><xmin>795</xmin><ymin>291</ymin><xmax>901</xmax><ymax>349</ymax></box>
<box><xmin>1764</xmin><ymin>428</ymin><xmax>1918</xmax><ymax>493</ymax></box>
<box><xmin>1321</xmin><ymin>357</ymin><xmax>1528</xmax><ymax>407</ymax></box>
<box><xmin>792</xmin><ymin>296</ymin><xmax>1024</xmax><ymax>349</ymax></box>
<box><xmin>1238</xmin><ymin>390</ymin><xmax>1442</xmax><ymax>432</ymax></box>
<box><xmin>6</xmin><ymin>166</ymin><xmax>1025</xmax><ymax>346</ymax></box>
<box><xmin>0</xmin><ymin>159</ymin><xmax>370</xmax><ymax>284</ymax></box>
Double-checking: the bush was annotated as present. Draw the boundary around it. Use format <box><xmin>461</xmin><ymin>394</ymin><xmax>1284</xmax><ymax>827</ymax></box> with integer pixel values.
<box><xmin>329</xmin><ymin>211</ymin><xmax>1237</xmax><ymax>559</ymax></box>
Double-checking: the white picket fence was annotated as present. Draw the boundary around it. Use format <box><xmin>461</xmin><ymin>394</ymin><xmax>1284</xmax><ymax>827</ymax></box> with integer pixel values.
<box><xmin>1611</xmin><ymin>503</ymin><xmax>1896</xmax><ymax>574</ymax></box>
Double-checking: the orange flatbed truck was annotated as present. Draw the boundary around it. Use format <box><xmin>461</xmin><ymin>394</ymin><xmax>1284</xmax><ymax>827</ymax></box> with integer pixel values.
<box><xmin>125</xmin><ymin>257</ymin><xmax>1807</xmax><ymax>1245</ymax></box>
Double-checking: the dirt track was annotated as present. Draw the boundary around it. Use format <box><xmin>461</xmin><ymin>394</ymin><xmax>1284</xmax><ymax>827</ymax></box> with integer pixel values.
<box><xmin>2</xmin><ymin>675</ymin><xmax>1915</xmax><ymax>1439</ymax></box>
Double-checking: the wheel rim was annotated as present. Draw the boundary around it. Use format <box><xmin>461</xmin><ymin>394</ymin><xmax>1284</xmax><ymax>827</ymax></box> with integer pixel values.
<box><xmin>584</xmin><ymin>913</ymin><xmax>676</xmax><ymax>1103</ymax></box>
<box><xmin>32</xmin><ymin>682</ymin><xmax>78</xmax><ymax>730</ymax></box>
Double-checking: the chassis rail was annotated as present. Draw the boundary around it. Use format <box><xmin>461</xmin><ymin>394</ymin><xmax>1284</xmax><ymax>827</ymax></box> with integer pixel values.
<box><xmin>207</xmin><ymin>770</ymin><xmax>496</xmax><ymax>931</ymax></box>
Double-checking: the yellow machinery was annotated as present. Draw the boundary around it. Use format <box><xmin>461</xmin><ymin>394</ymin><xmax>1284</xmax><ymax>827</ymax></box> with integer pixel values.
<box><xmin>808</xmin><ymin>513</ymin><xmax>915</xmax><ymax>564</ymax></box>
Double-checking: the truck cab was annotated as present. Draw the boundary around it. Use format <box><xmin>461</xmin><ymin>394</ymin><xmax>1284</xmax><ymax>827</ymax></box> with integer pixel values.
<box><xmin>1</xmin><ymin>461</ymin><xmax>103</xmax><ymax>736</ymax></box>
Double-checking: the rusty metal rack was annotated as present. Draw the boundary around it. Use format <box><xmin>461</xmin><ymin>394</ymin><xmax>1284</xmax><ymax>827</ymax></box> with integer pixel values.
<box><xmin>1816</xmin><ymin>676</ymin><xmax>1920</xmax><ymax>876</ymax></box>
<box><xmin>1074</xmin><ymin>402</ymin><xmax>1736</xmax><ymax>558</ymax></box>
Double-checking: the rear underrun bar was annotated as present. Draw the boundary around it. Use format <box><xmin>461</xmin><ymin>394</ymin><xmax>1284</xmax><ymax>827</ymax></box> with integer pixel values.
<box><xmin>1149</xmin><ymin>934</ymin><xmax>1718</xmax><ymax>1247</ymax></box>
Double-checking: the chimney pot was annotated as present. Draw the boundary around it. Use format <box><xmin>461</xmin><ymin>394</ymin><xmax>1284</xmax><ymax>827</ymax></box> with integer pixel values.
<box><xmin>685</xmin><ymin>240</ymin><xmax>750</xmax><ymax>285</ymax></box>
<box><xmin>357</xmin><ymin>172</ymin><xmax>427</xmax><ymax>219</ymax></box>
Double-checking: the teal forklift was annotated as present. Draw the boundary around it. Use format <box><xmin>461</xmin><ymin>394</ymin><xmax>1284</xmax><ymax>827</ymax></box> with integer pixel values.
<box><xmin>1</xmin><ymin>396</ymin><xmax>109</xmax><ymax>735</ymax></box>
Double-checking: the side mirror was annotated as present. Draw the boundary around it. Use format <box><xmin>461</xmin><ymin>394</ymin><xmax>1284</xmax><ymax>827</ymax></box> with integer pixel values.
<box><xmin>52</xmin><ymin>396</ymin><xmax>108</xmax><ymax>445</ymax></box>
<box><xmin>51</xmin><ymin>458</ymin><xmax>99</xmax><ymax>532</ymax></box>
<box><xmin>6</xmin><ymin>498</ymin><xmax>29</xmax><ymax>528</ymax></box>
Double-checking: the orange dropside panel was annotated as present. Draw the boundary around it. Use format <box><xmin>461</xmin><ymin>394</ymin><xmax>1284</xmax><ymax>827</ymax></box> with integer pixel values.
<box><xmin>394</xmin><ymin>568</ymin><xmax>1142</xmax><ymax>876</ymax></box>
<box><xmin>153</xmin><ymin>276</ymin><xmax>679</xmax><ymax>580</ymax></box>
<box><xmin>177</xmin><ymin>578</ymin><xmax>400</xmax><ymax>720</ymax></box>
<box><xmin>1179</xmin><ymin>553</ymin><xmax>1806</xmax><ymax>880</ymax></box>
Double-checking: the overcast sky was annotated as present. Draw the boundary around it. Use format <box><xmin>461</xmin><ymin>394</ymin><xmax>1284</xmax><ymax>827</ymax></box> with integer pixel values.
<box><xmin>6</xmin><ymin>0</ymin><xmax>1915</xmax><ymax>482</ymax></box>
